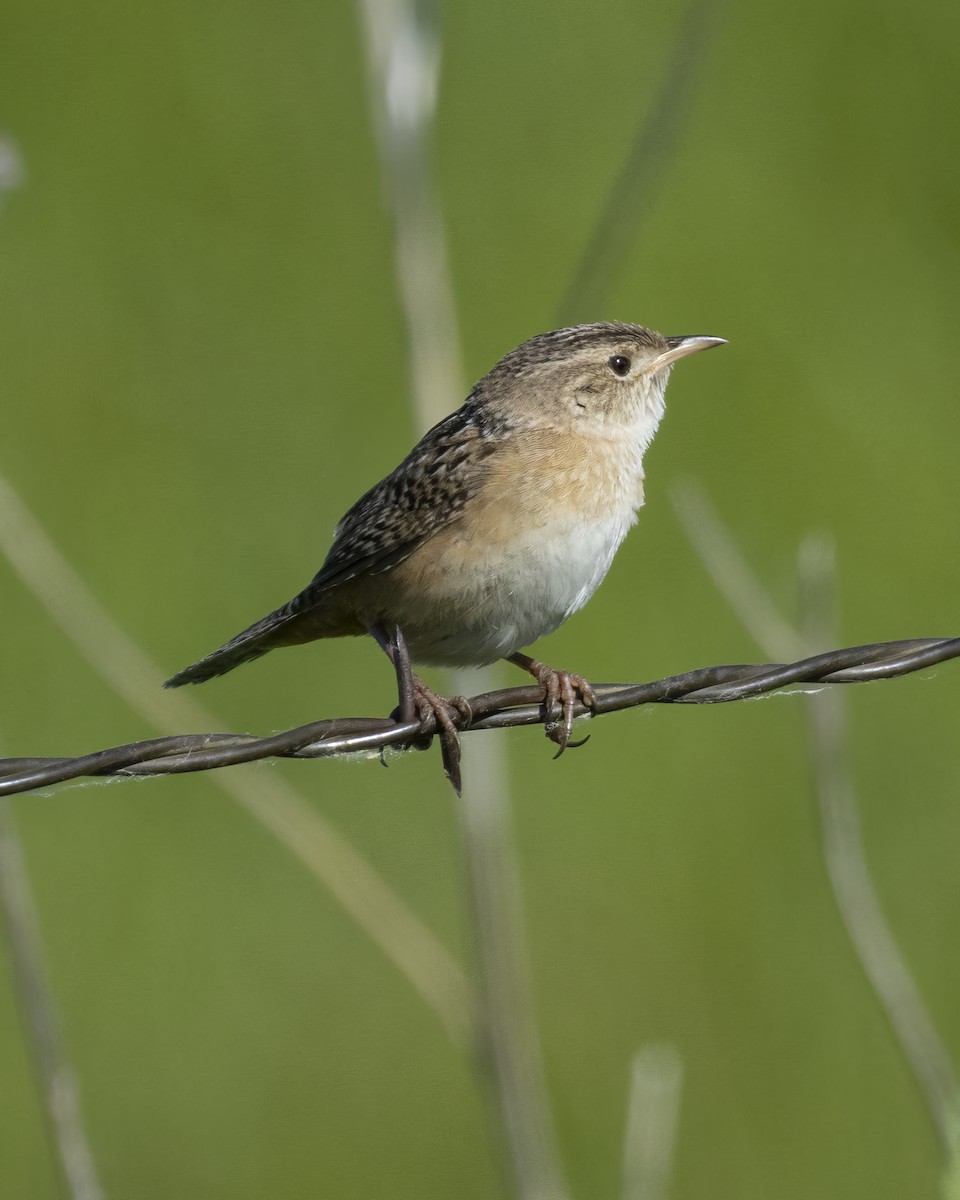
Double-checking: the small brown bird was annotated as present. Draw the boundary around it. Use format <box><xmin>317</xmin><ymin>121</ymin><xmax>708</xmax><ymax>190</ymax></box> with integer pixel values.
<box><xmin>166</xmin><ymin>322</ymin><xmax>724</xmax><ymax>788</ymax></box>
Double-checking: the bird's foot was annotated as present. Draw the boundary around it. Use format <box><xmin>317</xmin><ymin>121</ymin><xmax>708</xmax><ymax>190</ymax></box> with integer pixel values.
<box><xmin>411</xmin><ymin>678</ymin><xmax>470</xmax><ymax>795</ymax></box>
<box><xmin>371</xmin><ymin>623</ymin><xmax>473</xmax><ymax>794</ymax></box>
<box><xmin>508</xmin><ymin>653</ymin><xmax>597</xmax><ymax>757</ymax></box>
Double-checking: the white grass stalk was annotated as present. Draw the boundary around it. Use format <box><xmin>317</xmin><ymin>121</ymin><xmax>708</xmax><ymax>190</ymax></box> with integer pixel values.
<box><xmin>621</xmin><ymin>1044</ymin><xmax>683</xmax><ymax>1200</ymax></box>
<box><xmin>354</xmin><ymin>3</ymin><xmax>569</xmax><ymax>1194</ymax></box>
<box><xmin>0</xmin><ymin>798</ymin><xmax>105</xmax><ymax>1200</ymax></box>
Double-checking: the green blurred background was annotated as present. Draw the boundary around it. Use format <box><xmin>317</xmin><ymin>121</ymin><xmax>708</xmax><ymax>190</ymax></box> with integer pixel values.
<box><xmin>1</xmin><ymin>0</ymin><xmax>959</xmax><ymax>1196</ymax></box>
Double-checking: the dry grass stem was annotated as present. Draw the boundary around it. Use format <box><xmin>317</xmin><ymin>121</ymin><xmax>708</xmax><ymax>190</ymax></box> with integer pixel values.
<box><xmin>621</xmin><ymin>1044</ymin><xmax>684</xmax><ymax>1200</ymax></box>
<box><xmin>0</xmin><ymin>473</ymin><xmax>472</xmax><ymax>1044</ymax></box>
<box><xmin>799</xmin><ymin>536</ymin><xmax>958</xmax><ymax>1153</ymax></box>
<box><xmin>354</xmin><ymin>2</ymin><xmax>570</xmax><ymax>1193</ymax></box>
<box><xmin>0</xmin><ymin>797</ymin><xmax>105</xmax><ymax>1200</ymax></box>
<box><xmin>675</xmin><ymin>482</ymin><xmax>958</xmax><ymax>1156</ymax></box>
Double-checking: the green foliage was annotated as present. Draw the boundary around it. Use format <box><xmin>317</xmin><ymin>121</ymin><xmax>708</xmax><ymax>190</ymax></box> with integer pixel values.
<box><xmin>1</xmin><ymin>0</ymin><xmax>958</xmax><ymax>1196</ymax></box>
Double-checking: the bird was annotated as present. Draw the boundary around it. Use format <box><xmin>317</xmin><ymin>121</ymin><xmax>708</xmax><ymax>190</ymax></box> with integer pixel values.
<box><xmin>165</xmin><ymin>321</ymin><xmax>725</xmax><ymax>790</ymax></box>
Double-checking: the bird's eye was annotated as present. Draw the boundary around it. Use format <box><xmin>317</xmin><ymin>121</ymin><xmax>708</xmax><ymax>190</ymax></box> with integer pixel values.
<box><xmin>608</xmin><ymin>355</ymin><xmax>631</xmax><ymax>377</ymax></box>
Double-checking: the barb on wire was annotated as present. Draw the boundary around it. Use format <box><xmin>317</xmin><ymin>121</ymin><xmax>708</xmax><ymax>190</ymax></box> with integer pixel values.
<box><xmin>1</xmin><ymin>637</ymin><xmax>957</xmax><ymax>798</ymax></box>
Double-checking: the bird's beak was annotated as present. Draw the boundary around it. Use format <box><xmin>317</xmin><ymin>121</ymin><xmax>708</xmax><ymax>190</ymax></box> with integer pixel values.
<box><xmin>650</xmin><ymin>335</ymin><xmax>727</xmax><ymax>371</ymax></box>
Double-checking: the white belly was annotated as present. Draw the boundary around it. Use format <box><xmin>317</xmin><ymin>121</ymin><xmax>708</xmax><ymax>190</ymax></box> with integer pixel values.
<box><xmin>404</xmin><ymin>509</ymin><xmax>636</xmax><ymax>666</ymax></box>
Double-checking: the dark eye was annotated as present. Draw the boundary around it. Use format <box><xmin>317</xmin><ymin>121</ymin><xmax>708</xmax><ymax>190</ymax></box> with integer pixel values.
<box><xmin>608</xmin><ymin>355</ymin><xmax>631</xmax><ymax>377</ymax></box>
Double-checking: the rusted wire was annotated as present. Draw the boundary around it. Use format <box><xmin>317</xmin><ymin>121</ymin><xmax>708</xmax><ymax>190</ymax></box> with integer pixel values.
<box><xmin>2</xmin><ymin>636</ymin><xmax>957</xmax><ymax>797</ymax></box>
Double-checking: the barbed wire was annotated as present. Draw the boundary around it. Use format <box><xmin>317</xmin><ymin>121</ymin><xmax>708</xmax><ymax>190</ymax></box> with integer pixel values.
<box><xmin>2</xmin><ymin>636</ymin><xmax>957</xmax><ymax>798</ymax></box>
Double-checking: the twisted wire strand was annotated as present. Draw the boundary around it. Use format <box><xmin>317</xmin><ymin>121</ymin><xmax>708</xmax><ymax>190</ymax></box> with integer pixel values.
<box><xmin>2</xmin><ymin>637</ymin><xmax>957</xmax><ymax>797</ymax></box>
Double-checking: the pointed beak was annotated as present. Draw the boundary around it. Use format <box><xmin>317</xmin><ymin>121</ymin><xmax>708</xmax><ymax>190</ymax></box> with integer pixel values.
<box><xmin>650</xmin><ymin>335</ymin><xmax>727</xmax><ymax>371</ymax></box>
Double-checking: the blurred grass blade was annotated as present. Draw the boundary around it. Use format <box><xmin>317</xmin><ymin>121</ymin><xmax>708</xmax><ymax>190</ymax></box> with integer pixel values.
<box><xmin>671</xmin><ymin>480</ymin><xmax>804</xmax><ymax>663</ymax></box>
<box><xmin>557</xmin><ymin>0</ymin><xmax>721</xmax><ymax>324</ymax></box>
<box><xmin>621</xmin><ymin>1044</ymin><xmax>683</xmax><ymax>1200</ymax></box>
<box><xmin>0</xmin><ymin>472</ymin><xmax>473</xmax><ymax>1044</ymax></box>
<box><xmin>676</xmin><ymin>480</ymin><xmax>959</xmax><ymax>1155</ymax></box>
<box><xmin>355</xmin><ymin>0</ymin><xmax>463</xmax><ymax>428</ymax></box>
<box><xmin>799</xmin><ymin>535</ymin><xmax>958</xmax><ymax>1153</ymax></box>
<box><xmin>355</xmin><ymin>1</ymin><xmax>570</xmax><ymax>1194</ymax></box>
<box><xmin>0</xmin><ymin>797</ymin><xmax>104</xmax><ymax>1200</ymax></box>
<box><xmin>459</xmin><ymin>737</ymin><xmax>571</xmax><ymax>1200</ymax></box>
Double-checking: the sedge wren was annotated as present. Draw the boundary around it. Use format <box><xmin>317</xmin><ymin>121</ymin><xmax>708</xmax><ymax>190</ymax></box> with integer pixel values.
<box><xmin>165</xmin><ymin>322</ymin><xmax>725</xmax><ymax>788</ymax></box>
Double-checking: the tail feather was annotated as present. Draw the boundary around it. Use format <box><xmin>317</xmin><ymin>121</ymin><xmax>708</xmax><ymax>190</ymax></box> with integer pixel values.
<box><xmin>164</xmin><ymin>600</ymin><xmax>303</xmax><ymax>687</ymax></box>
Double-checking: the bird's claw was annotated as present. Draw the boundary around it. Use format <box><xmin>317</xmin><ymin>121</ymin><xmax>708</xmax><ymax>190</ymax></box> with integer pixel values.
<box><xmin>529</xmin><ymin>663</ymin><xmax>597</xmax><ymax>757</ymax></box>
<box><xmin>553</xmin><ymin>731</ymin><xmax>590</xmax><ymax>758</ymax></box>
<box><xmin>412</xmin><ymin>681</ymin><xmax>467</xmax><ymax>795</ymax></box>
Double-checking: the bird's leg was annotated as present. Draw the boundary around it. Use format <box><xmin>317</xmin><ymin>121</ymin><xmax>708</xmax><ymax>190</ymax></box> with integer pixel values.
<box><xmin>507</xmin><ymin>651</ymin><xmax>597</xmax><ymax>757</ymax></box>
<box><xmin>368</xmin><ymin>623</ymin><xmax>466</xmax><ymax>795</ymax></box>
<box><xmin>369</xmin><ymin>622</ymin><xmax>417</xmax><ymax>723</ymax></box>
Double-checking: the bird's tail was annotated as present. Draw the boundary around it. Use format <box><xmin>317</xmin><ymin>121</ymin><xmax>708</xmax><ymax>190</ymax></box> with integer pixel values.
<box><xmin>163</xmin><ymin>598</ymin><xmax>306</xmax><ymax>687</ymax></box>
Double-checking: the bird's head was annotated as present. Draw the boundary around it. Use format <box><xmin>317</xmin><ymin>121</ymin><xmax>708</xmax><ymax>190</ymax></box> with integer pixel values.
<box><xmin>478</xmin><ymin>321</ymin><xmax>726</xmax><ymax>452</ymax></box>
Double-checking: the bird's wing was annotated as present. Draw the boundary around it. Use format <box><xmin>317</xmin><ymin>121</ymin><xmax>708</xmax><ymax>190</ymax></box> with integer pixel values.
<box><xmin>163</xmin><ymin>405</ymin><xmax>501</xmax><ymax>687</ymax></box>
<box><xmin>305</xmin><ymin>403</ymin><xmax>498</xmax><ymax>595</ymax></box>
